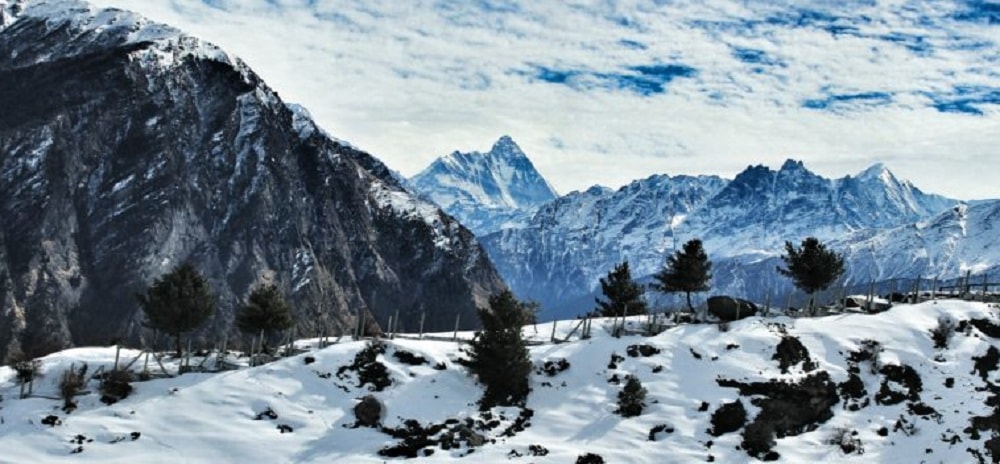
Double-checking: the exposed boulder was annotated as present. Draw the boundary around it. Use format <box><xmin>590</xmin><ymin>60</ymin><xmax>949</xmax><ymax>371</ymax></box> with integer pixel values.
<box><xmin>707</xmin><ymin>296</ymin><xmax>758</xmax><ymax>321</ymax></box>
<box><xmin>353</xmin><ymin>395</ymin><xmax>384</xmax><ymax>428</ymax></box>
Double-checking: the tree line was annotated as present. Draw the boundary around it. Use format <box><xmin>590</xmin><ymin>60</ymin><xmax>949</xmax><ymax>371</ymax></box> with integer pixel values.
<box><xmin>136</xmin><ymin>263</ymin><xmax>293</xmax><ymax>358</ymax></box>
<box><xmin>594</xmin><ymin>236</ymin><xmax>846</xmax><ymax>318</ymax></box>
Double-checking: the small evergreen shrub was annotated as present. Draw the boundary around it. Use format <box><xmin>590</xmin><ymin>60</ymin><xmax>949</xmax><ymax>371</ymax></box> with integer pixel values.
<box><xmin>99</xmin><ymin>370</ymin><xmax>134</xmax><ymax>405</ymax></box>
<box><xmin>930</xmin><ymin>316</ymin><xmax>956</xmax><ymax>350</ymax></box>
<box><xmin>616</xmin><ymin>375</ymin><xmax>647</xmax><ymax>417</ymax></box>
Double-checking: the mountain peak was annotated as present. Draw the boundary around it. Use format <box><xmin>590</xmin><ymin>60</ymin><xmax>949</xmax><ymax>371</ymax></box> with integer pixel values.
<box><xmin>856</xmin><ymin>162</ymin><xmax>894</xmax><ymax>182</ymax></box>
<box><xmin>779</xmin><ymin>158</ymin><xmax>807</xmax><ymax>172</ymax></box>
<box><xmin>409</xmin><ymin>136</ymin><xmax>559</xmax><ymax>235</ymax></box>
<box><xmin>491</xmin><ymin>134</ymin><xmax>519</xmax><ymax>151</ymax></box>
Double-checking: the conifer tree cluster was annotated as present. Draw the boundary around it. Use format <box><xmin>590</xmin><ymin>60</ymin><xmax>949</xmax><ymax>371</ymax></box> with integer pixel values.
<box><xmin>137</xmin><ymin>264</ymin><xmax>296</xmax><ymax>358</ymax></box>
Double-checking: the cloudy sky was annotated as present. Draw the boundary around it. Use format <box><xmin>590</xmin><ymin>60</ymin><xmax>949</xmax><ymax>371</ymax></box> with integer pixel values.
<box><xmin>90</xmin><ymin>0</ymin><xmax>1000</xmax><ymax>200</ymax></box>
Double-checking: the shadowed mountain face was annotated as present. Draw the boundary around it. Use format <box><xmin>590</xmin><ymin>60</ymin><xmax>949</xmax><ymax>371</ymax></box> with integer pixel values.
<box><xmin>0</xmin><ymin>1</ymin><xmax>505</xmax><ymax>359</ymax></box>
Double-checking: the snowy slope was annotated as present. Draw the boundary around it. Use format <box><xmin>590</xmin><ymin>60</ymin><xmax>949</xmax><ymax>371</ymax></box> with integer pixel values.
<box><xmin>409</xmin><ymin>136</ymin><xmax>558</xmax><ymax>236</ymax></box>
<box><xmin>1</xmin><ymin>299</ymin><xmax>998</xmax><ymax>463</ymax></box>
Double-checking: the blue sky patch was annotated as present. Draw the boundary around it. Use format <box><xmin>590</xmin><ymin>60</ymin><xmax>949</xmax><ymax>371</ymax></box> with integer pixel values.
<box><xmin>732</xmin><ymin>47</ymin><xmax>784</xmax><ymax>67</ymax></box>
<box><xmin>802</xmin><ymin>91</ymin><xmax>894</xmax><ymax>111</ymax></box>
<box><xmin>526</xmin><ymin>63</ymin><xmax>696</xmax><ymax>96</ymax></box>
<box><xmin>926</xmin><ymin>85</ymin><xmax>1000</xmax><ymax>115</ymax></box>
<box><xmin>952</xmin><ymin>0</ymin><xmax>1000</xmax><ymax>24</ymax></box>
<box><xmin>619</xmin><ymin>39</ymin><xmax>648</xmax><ymax>50</ymax></box>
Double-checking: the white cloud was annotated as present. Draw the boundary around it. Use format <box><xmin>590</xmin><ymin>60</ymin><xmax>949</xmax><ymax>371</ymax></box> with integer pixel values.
<box><xmin>89</xmin><ymin>0</ymin><xmax>1000</xmax><ymax>200</ymax></box>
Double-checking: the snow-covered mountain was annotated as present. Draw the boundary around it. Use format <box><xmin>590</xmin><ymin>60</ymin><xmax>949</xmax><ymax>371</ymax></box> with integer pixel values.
<box><xmin>2</xmin><ymin>299</ymin><xmax>999</xmax><ymax>462</ymax></box>
<box><xmin>685</xmin><ymin>160</ymin><xmax>956</xmax><ymax>259</ymax></box>
<box><xmin>473</xmin><ymin>160</ymin><xmax>958</xmax><ymax>319</ymax></box>
<box><xmin>0</xmin><ymin>1</ymin><xmax>505</xmax><ymax>360</ymax></box>
<box><xmin>409</xmin><ymin>136</ymin><xmax>558</xmax><ymax>236</ymax></box>
<box><xmin>482</xmin><ymin>174</ymin><xmax>728</xmax><ymax>316</ymax></box>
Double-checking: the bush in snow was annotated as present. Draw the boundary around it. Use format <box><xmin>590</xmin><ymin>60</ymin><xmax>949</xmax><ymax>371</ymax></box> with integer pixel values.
<box><xmin>99</xmin><ymin>369</ymin><xmax>133</xmax><ymax>405</ymax></box>
<box><xmin>930</xmin><ymin>316</ymin><xmax>957</xmax><ymax>350</ymax></box>
<box><xmin>58</xmin><ymin>364</ymin><xmax>88</xmax><ymax>411</ymax></box>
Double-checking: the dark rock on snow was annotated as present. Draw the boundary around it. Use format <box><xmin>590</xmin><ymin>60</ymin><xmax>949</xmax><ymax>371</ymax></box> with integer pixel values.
<box><xmin>353</xmin><ymin>395</ymin><xmax>384</xmax><ymax>428</ymax></box>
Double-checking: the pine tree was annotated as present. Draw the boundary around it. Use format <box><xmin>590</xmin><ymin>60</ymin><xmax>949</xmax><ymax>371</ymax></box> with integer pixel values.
<box><xmin>236</xmin><ymin>284</ymin><xmax>294</xmax><ymax>354</ymax></box>
<box><xmin>466</xmin><ymin>290</ymin><xmax>532</xmax><ymax>409</ymax></box>
<box><xmin>616</xmin><ymin>375</ymin><xmax>647</xmax><ymax>417</ymax></box>
<box><xmin>137</xmin><ymin>263</ymin><xmax>215</xmax><ymax>357</ymax></box>
<box><xmin>652</xmin><ymin>238</ymin><xmax>712</xmax><ymax>311</ymax></box>
<box><xmin>777</xmin><ymin>237</ymin><xmax>845</xmax><ymax>314</ymax></box>
<box><xmin>595</xmin><ymin>261</ymin><xmax>648</xmax><ymax>317</ymax></box>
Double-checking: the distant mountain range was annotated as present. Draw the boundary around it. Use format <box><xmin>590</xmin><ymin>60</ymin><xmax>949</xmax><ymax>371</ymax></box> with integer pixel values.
<box><xmin>410</xmin><ymin>137</ymin><xmax>996</xmax><ymax>320</ymax></box>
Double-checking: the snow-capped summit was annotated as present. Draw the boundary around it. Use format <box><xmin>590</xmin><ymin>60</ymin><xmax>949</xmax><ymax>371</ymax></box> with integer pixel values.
<box><xmin>409</xmin><ymin>136</ymin><xmax>558</xmax><ymax>235</ymax></box>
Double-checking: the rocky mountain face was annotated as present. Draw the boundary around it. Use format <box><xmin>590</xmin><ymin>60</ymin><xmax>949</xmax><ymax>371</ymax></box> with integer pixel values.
<box><xmin>0</xmin><ymin>1</ymin><xmax>506</xmax><ymax>360</ymax></box>
<box><xmin>466</xmin><ymin>159</ymin><xmax>960</xmax><ymax>319</ymax></box>
<box><xmin>481</xmin><ymin>174</ymin><xmax>728</xmax><ymax>316</ymax></box>
<box><xmin>408</xmin><ymin>136</ymin><xmax>558</xmax><ymax>236</ymax></box>
<box><xmin>684</xmin><ymin>160</ymin><xmax>955</xmax><ymax>260</ymax></box>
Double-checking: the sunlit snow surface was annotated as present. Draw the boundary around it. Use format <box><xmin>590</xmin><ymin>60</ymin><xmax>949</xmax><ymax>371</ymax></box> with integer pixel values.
<box><xmin>1</xmin><ymin>299</ymin><xmax>998</xmax><ymax>462</ymax></box>
<box><xmin>74</xmin><ymin>0</ymin><xmax>1000</xmax><ymax>200</ymax></box>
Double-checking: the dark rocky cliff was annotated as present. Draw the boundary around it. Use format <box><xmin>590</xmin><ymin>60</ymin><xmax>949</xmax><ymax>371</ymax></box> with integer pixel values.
<box><xmin>0</xmin><ymin>1</ymin><xmax>506</xmax><ymax>359</ymax></box>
